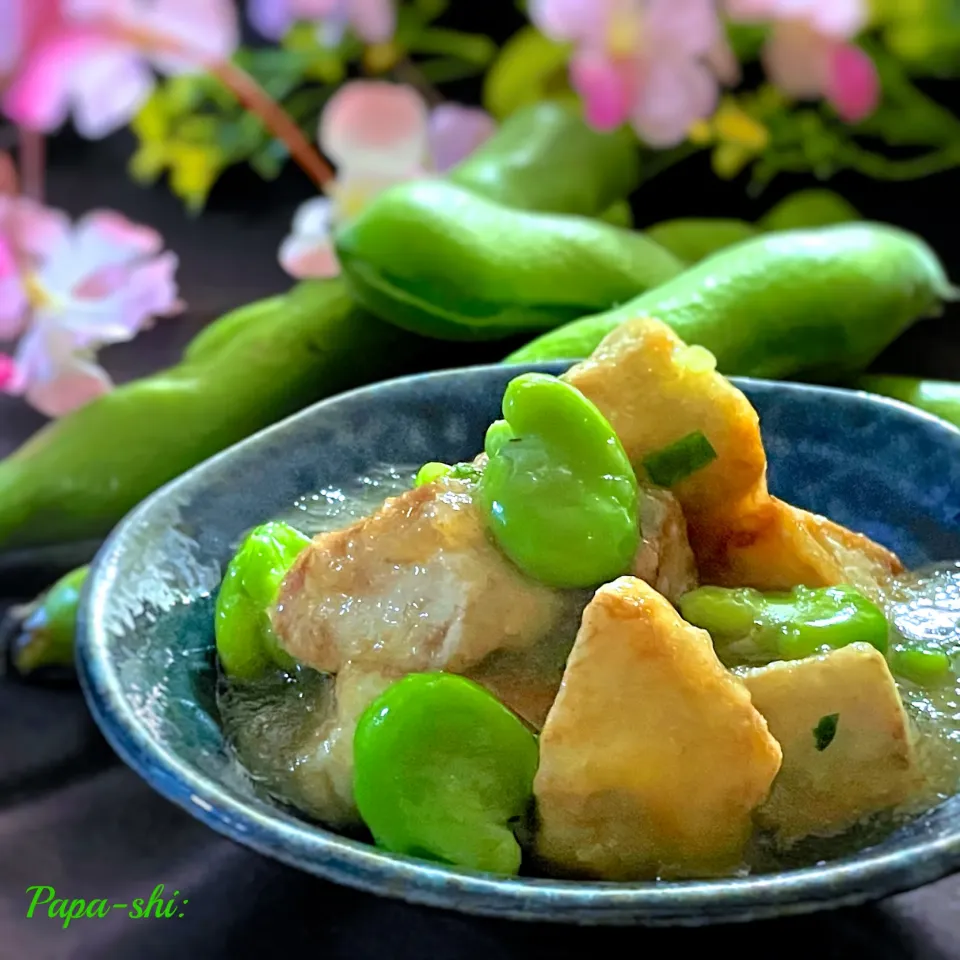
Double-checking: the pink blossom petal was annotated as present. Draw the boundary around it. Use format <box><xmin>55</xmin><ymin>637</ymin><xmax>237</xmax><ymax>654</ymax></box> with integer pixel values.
<box><xmin>348</xmin><ymin>0</ymin><xmax>396</xmax><ymax>44</ymax></box>
<box><xmin>86</xmin><ymin>251</ymin><xmax>183</xmax><ymax>342</ymax></box>
<box><xmin>19</xmin><ymin>344</ymin><xmax>113</xmax><ymax>416</ymax></box>
<box><xmin>427</xmin><ymin>104</ymin><xmax>496</xmax><ymax>173</ymax></box>
<box><xmin>706</xmin><ymin>35</ymin><xmax>741</xmax><ymax>86</ymax></box>
<box><xmin>320</xmin><ymin>81</ymin><xmax>429</xmax><ymax>176</ymax></box>
<box><xmin>137</xmin><ymin>0</ymin><xmax>240</xmax><ymax>71</ymax></box>
<box><xmin>70</xmin><ymin>47</ymin><xmax>155</xmax><ymax>138</ymax></box>
<box><xmin>631</xmin><ymin>56</ymin><xmax>718</xmax><ymax>146</ymax></box>
<box><xmin>69</xmin><ymin>0</ymin><xmax>239</xmax><ymax>67</ymax></box>
<box><xmin>724</xmin><ymin>0</ymin><xmax>866</xmax><ymax>38</ymax></box>
<box><xmin>762</xmin><ymin>20</ymin><xmax>830</xmax><ymax>99</ymax></box>
<box><xmin>529</xmin><ymin>0</ymin><xmax>611</xmax><ymax>46</ymax></box>
<box><xmin>570</xmin><ymin>50</ymin><xmax>637</xmax><ymax>132</ymax></box>
<box><xmin>247</xmin><ymin>0</ymin><xmax>295</xmax><ymax>40</ymax></box>
<box><xmin>723</xmin><ymin>0</ymin><xmax>778</xmax><ymax>20</ymax></box>
<box><xmin>827</xmin><ymin>42</ymin><xmax>878</xmax><ymax>122</ymax></box>
<box><xmin>3</xmin><ymin>32</ymin><xmax>107</xmax><ymax>132</ymax></box>
<box><xmin>0</xmin><ymin>0</ymin><xmax>22</xmax><ymax>74</ymax></box>
<box><xmin>807</xmin><ymin>0</ymin><xmax>866</xmax><ymax>38</ymax></box>
<box><xmin>279</xmin><ymin>233</ymin><xmax>341</xmax><ymax>279</ymax></box>
<box><xmin>279</xmin><ymin>197</ymin><xmax>340</xmax><ymax>278</ymax></box>
<box><xmin>646</xmin><ymin>0</ymin><xmax>721</xmax><ymax>57</ymax></box>
<box><xmin>3</xmin><ymin>197</ymin><xmax>71</xmax><ymax>262</ymax></box>
<box><xmin>0</xmin><ymin>353</ymin><xmax>15</xmax><ymax>391</ymax></box>
<box><xmin>41</xmin><ymin>210</ymin><xmax>163</xmax><ymax>295</ymax></box>
<box><xmin>28</xmin><ymin>356</ymin><xmax>112</xmax><ymax>416</ymax></box>
<box><xmin>8</xmin><ymin>321</ymin><xmax>113</xmax><ymax>417</ymax></box>
<box><xmin>0</xmin><ymin>274</ymin><xmax>28</xmax><ymax>340</ymax></box>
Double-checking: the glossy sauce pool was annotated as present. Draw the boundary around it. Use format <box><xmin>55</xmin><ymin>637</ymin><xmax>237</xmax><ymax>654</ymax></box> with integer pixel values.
<box><xmin>218</xmin><ymin>469</ymin><xmax>960</xmax><ymax>875</ymax></box>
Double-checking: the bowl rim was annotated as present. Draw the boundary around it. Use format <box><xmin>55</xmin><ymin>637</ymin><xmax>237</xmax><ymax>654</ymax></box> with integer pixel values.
<box><xmin>77</xmin><ymin>363</ymin><xmax>960</xmax><ymax>926</ymax></box>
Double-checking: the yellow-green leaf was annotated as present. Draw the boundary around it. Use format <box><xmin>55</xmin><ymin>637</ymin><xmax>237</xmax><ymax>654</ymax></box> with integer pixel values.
<box><xmin>483</xmin><ymin>26</ymin><xmax>573</xmax><ymax>120</ymax></box>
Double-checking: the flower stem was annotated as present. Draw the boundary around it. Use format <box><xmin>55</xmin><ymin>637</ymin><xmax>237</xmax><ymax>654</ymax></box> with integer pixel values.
<box><xmin>18</xmin><ymin>128</ymin><xmax>44</xmax><ymax>202</ymax></box>
<box><xmin>840</xmin><ymin>143</ymin><xmax>960</xmax><ymax>181</ymax></box>
<box><xmin>210</xmin><ymin>60</ymin><xmax>334</xmax><ymax>189</ymax></box>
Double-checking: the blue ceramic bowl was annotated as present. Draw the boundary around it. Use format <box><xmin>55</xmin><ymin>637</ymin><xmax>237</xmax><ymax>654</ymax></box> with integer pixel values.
<box><xmin>77</xmin><ymin>363</ymin><xmax>960</xmax><ymax>926</ymax></box>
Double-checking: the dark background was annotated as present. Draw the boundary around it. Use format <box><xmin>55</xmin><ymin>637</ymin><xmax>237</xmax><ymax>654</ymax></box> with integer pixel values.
<box><xmin>3</xmin><ymin>4</ymin><xmax>960</xmax><ymax>958</ymax></box>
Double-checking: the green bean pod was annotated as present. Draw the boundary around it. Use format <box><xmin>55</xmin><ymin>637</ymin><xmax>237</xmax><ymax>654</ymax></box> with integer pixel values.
<box><xmin>643</xmin><ymin>190</ymin><xmax>861</xmax><ymax>265</ymax></box>
<box><xmin>644</xmin><ymin>219</ymin><xmax>758</xmax><ymax>264</ymax></box>
<box><xmin>448</xmin><ymin>102</ymin><xmax>640</xmax><ymax>217</ymax></box>
<box><xmin>855</xmin><ymin>376</ymin><xmax>960</xmax><ymax>431</ymax></box>
<box><xmin>507</xmin><ymin>223</ymin><xmax>956</xmax><ymax>380</ymax></box>
<box><xmin>336</xmin><ymin>180</ymin><xmax>685</xmax><ymax>341</ymax></box>
<box><xmin>0</xmin><ymin>280</ymin><xmax>459</xmax><ymax>552</ymax></box>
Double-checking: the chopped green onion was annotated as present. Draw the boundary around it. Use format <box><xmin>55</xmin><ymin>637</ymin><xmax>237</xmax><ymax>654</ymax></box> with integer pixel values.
<box><xmin>890</xmin><ymin>646</ymin><xmax>952</xmax><ymax>686</ymax></box>
<box><xmin>414</xmin><ymin>461</ymin><xmax>482</xmax><ymax>488</ymax></box>
<box><xmin>448</xmin><ymin>462</ymin><xmax>482</xmax><ymax>483</ymax></box>
<box><xmin>813</xmin><ymin>713</ymin><xmax>839</xmax><ymax>752</ymax></box>
<box><xmin>642</xmin><ymin>431</ymin><xmax>718</xmax><ymax>488</ymax></box>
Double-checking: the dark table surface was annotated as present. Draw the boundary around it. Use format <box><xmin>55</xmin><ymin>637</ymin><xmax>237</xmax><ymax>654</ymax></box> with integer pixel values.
<box><xmin>3</xmin><ymin>132</ymin><xmax>960</xmax><ymax>960</ymax></box>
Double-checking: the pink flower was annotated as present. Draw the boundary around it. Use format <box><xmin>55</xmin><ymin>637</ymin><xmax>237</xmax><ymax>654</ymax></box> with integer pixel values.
<box><xmin>2</xmin><ymin>0</ymin><xmax>239</xmax><ymax>137</ymax></box>
<box><xmin>280</xmin><ymin>81</ymin><xmax>495</xmax><ymax>279</ymax></box>
<box><xmin>530</xmin><ymin>0</ymin><xmax>727</xmax><ymax>146</ymax></box>
<box><xmin>0</xmin><ymin>352</ymin><xmax>14</xmax><ymax>390</ymax></box>
<box><xmin>724</xmin><ymin>0</ymin><xmax>879</xmax><ymax>122</ymax></box>
<box><xmin>0</xmin><ymin>203</ymin><xmax>183</xmax><ymax>417</ymax></box>
<box><xmin>248</xmin><ymin>0</ymin><xmax>395</xmax><ymax>45</ymax></box>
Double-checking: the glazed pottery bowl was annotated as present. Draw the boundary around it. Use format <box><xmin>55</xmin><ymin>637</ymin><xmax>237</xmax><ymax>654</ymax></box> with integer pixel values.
<box><xmin>77</xmin><ymin>363</ymin><xmax>960</xmax><ymax>925</ymax></box>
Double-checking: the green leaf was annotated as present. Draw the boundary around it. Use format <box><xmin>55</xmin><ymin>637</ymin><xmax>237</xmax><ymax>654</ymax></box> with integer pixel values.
<box><xmin>725</xmin><ymin>23</ymin><xmax>766</xmax><ymax>62</ymax></box>
<box><xmin>813</xmin><ymin>713</ymin><xmax>840</xmax><ymax>752</ymax></box>
<box><xmin>417</xmin><ymin>56</ymin><xmax>493</xmax><ymax>84</ymax></box>
<box><xmin>483</xmin><ymin>25</ymin><xmax>572</xmax><ymax>120</ymax></box>
<box><xmin>407</xmin><ymin>27</ymin><xmax>496</xmax><ymax>65</ymax></box>
<box><xmin>853</xmin><ymin>44</ymin><xmax>960</xmax><ymax>147</ymax></box>
<box><xmin>414</xmin><ymin>0</ymin><xmax>449</xmax><ymax>20</ymax></box>
<box><xmin>249</xmin><ymin>139</ymin><xmax>290</xmax><ymax>180</ymax></box>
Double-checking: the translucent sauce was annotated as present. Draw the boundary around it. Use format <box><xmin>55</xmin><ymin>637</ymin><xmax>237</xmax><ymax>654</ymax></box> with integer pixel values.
<box><xmin>218</xmin><ymin>469</ymin><xmax>960</xmax><ymax>874</ymax></box>
<box><xmin>217</xmin><ymin>465</ymin><xmax>420</xmax><ymax>824</ymax></box>
<box><xmin>884</xmin><ymin>561</ymin><xmax>960</xmax><ymax>802</ymax></box>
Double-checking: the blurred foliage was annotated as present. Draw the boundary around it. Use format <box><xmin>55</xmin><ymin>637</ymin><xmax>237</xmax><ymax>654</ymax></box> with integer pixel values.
<box><xmin>131</xmin><ymin>0</ymin><xmax>496</xmax><ymax>211</ymax></box>
<box><xmin>132</xmin><ymin>0</ymin><xmax>960</xmax><ymax>211</ymax></box>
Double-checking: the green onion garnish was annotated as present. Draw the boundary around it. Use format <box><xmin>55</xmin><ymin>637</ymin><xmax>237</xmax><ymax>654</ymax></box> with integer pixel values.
<box><xmin>642</xmin><ymin>431</ymin><xmax>718</xmax><ymax>487</ymax></box>
<box><xmin>813</xmin><ymin>713</ymin><xmax>839</xmax><ymax>752</ymax></box>
<box><xmin>414</xmin><ymin>461</ymin><xmax>482</xmax><ymax>488</ymax></box>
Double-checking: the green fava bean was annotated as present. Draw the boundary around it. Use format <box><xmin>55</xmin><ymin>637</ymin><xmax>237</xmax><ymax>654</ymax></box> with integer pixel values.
<box><xmin>759</xmin><ymin>189</ymin><xmax>861</xmax><ymax>232</ymax></box>
<box><xmin>336</xmin><ymin>180</ymin><xmax>684</xmax><ymax>342</ymax></box>
<box><xmin>856</xmin><ymin>376</ymin><xmax>960</xmax><ymax>431</ymax></box>
<box><xmin>215</xmin><ymin>521</ymin><xmax>310</xmax><ymax>680</ymax></box>
<box><xmin>12</xmin><ymin>565</ymin><xmax>90</xmax><ymax>674</ymax></box>
<box><xmin>448</xmin><ymin>101</ymin><xmax>640</xmax><ymax>217</ymax></box>
<box><xmin>507</xmin><ymin>224</ymin><xmax>956</xmax><ymax>380</ymax></box>
<box><xmin>353</xmin><ymin>672</ymin><xmax>538</xmax><ymax>875</ymax></box>
<box><xmin>679</xmin><ymin>584</ymin><xmax>889</xmax><ymax>663</ymax></box>
<box><xmin>0</xmin><ymin>280</ymin><xmax>466</xmax><ymax>552</ymax></box>
<box><xmin>476</xmin><ymin>373</ymin><xmax>640</xmax><ymax>588</ymax></box>
<box><xmin>645</xmin><ymin>218</ymin><xmax>758</xmax><ymax>264</ymax></box>
<box><xmin>889</xmin><ymin>645</ymin><xmax>953</xmax><ymax>686</ymax></box>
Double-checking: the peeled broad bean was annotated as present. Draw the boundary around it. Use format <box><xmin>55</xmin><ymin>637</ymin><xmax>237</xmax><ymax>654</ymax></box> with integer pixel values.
<box><xmin>215</xmin><ymin>521</ymin><xmax>310</xmax><ymax>680</ymax></box>
<box><xmin>476</xmin><ymin>373</ymin><xmax>640</xmax><ymax>588</ymax></box>
<box><xmin>353</xmin><ymin>672</ymin><xmax>538</xmax><ymax>874</ymax></box>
